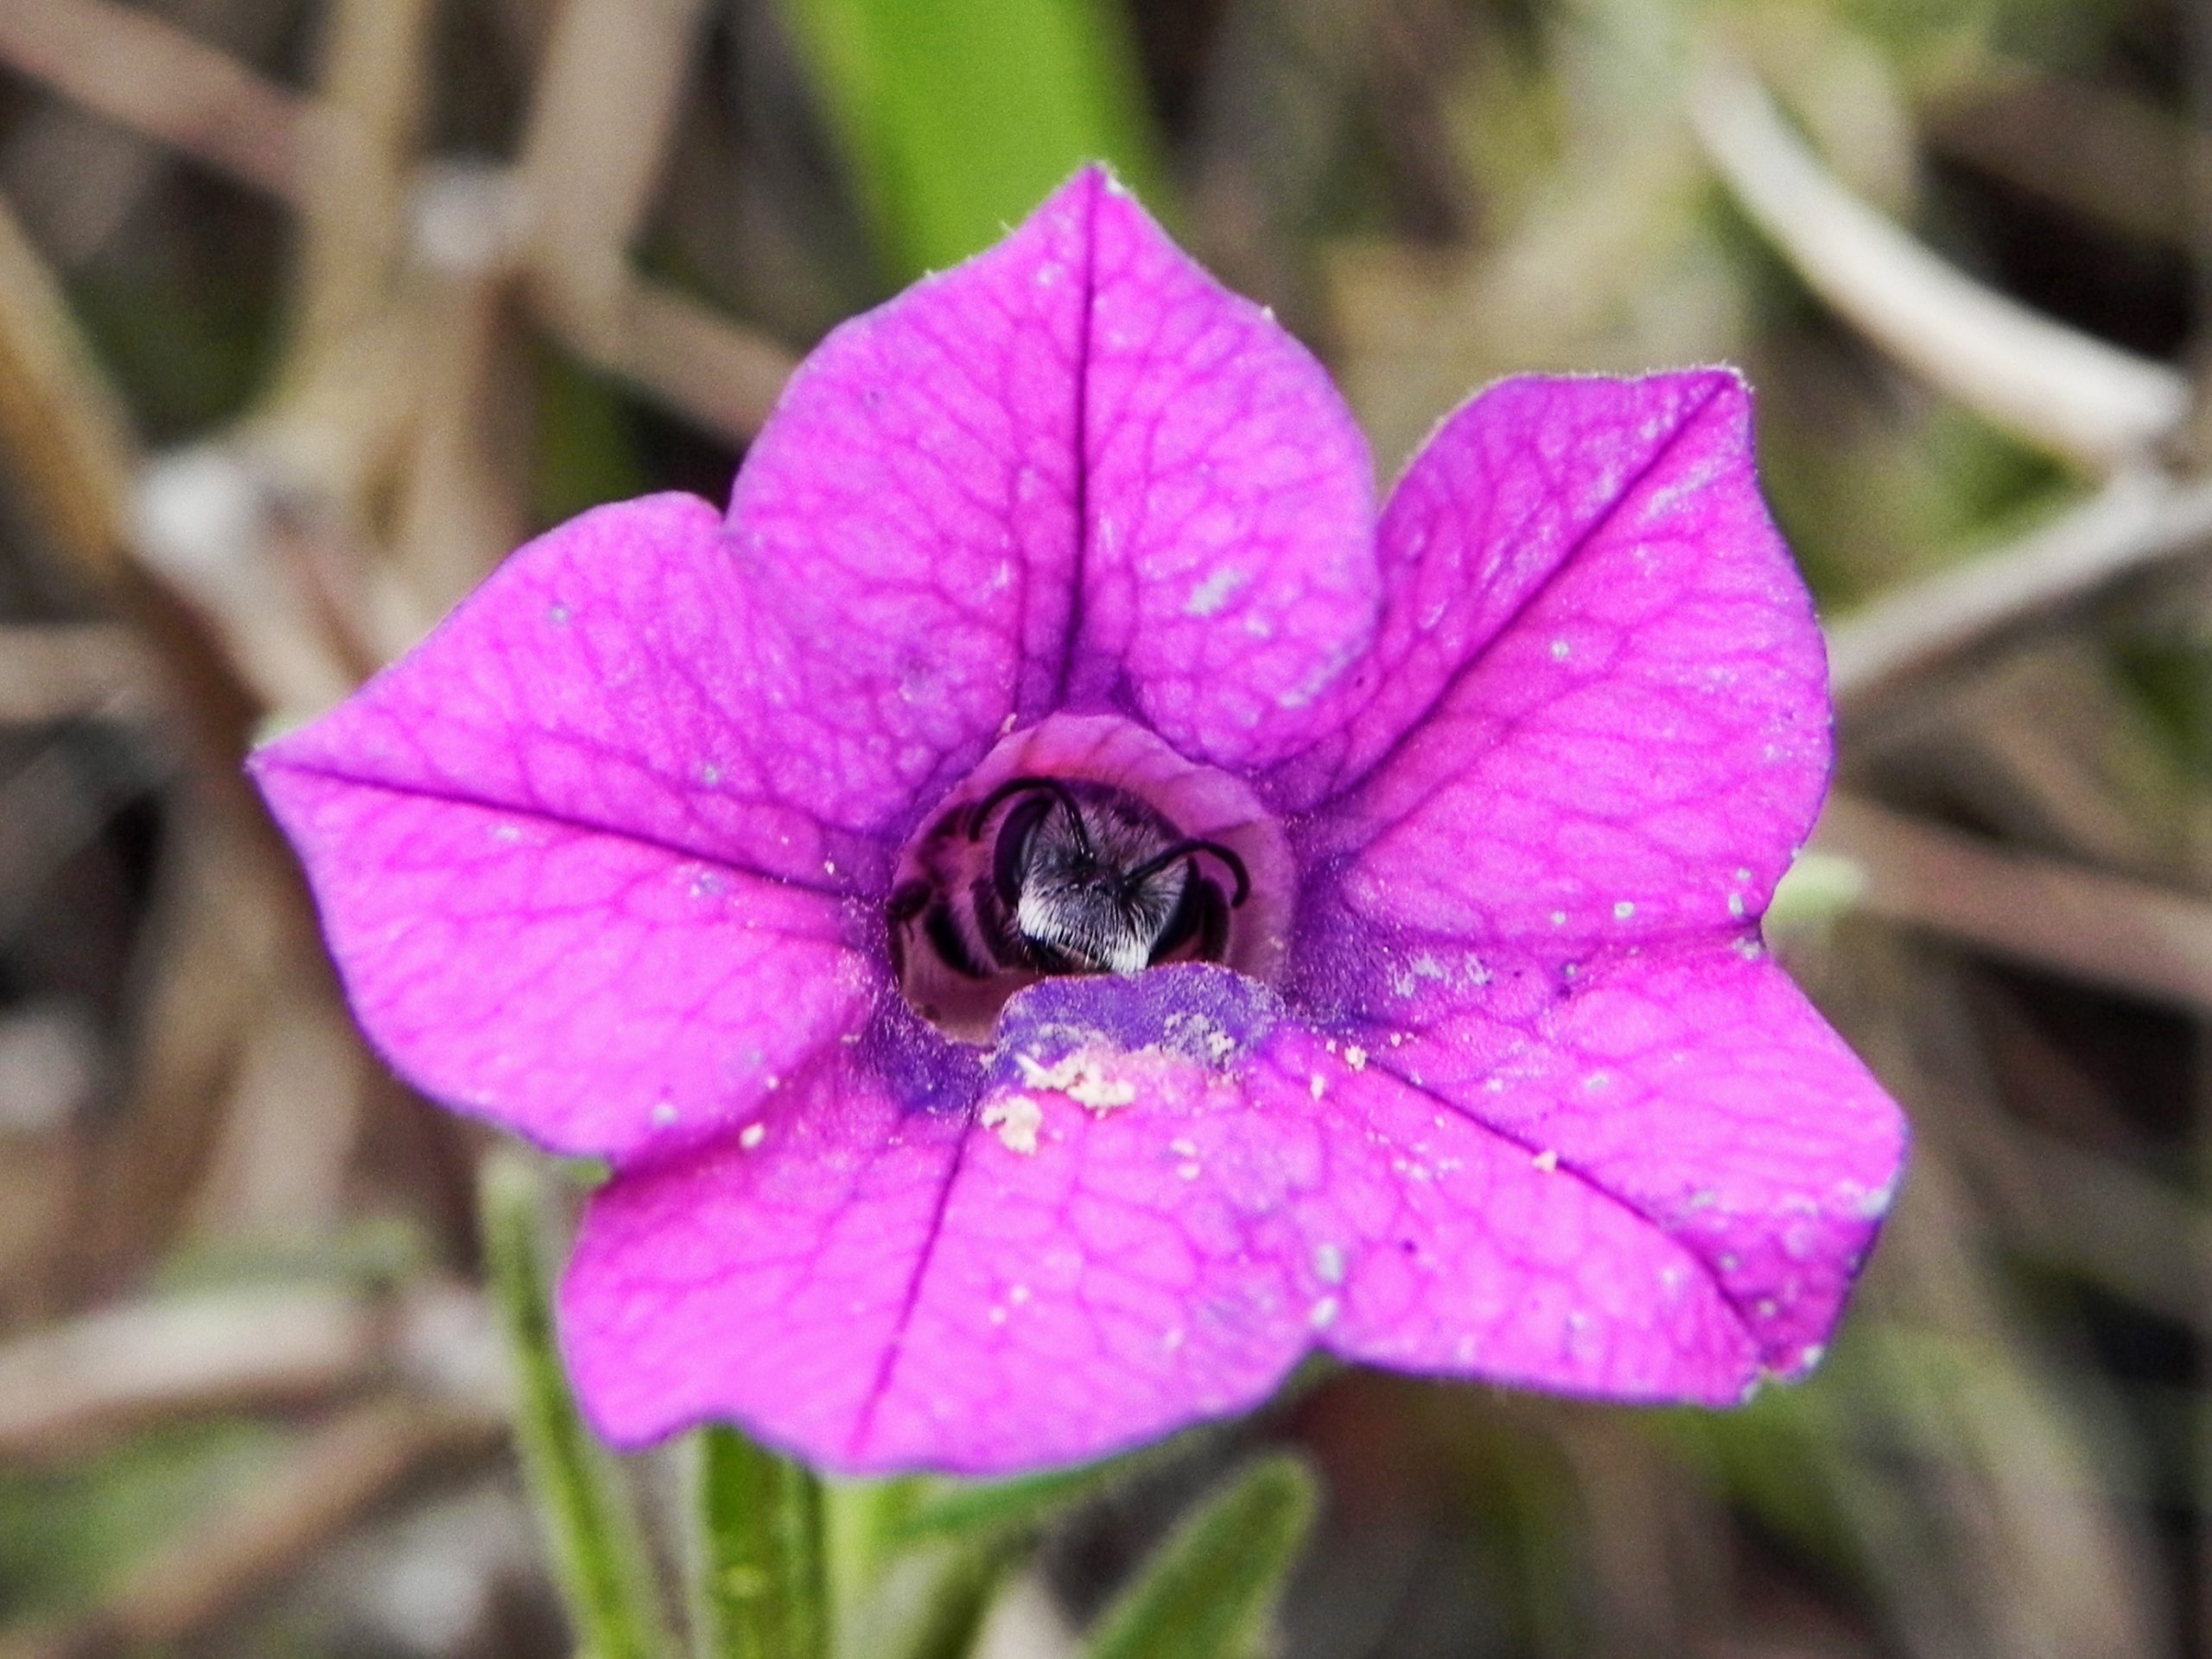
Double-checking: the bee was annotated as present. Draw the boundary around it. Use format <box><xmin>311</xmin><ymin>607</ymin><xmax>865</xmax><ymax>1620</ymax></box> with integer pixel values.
<box><xmin>890</xmin><ymin>775</ymin><xmax>1250</xmax><ymax>987</ymax></box>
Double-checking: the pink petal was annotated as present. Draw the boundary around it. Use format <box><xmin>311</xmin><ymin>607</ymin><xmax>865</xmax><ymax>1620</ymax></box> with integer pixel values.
<box><xmin>1248</xmin><ymin>1027</ymin><xmax>1764</xmax><ymax>1401</ymax></box>
<box><xmin>251</xmin><ymin>494</ymin><xmax>879</xmax><ymax>1160</ymax></box>
<box><xmin>728</xmin><ymin>166</ymin><xmax>1376</xmax><ymax>781</ymax></box>
<box><xmin>563</xmin><ymin>969</ymin><xmax>1314</xmax><ymax>1475</ymax></box>
<box><xmin>1280</xmin><ymin>371</ymin><xmax>1828</xmax><ymax>944</ymax></box>
<box><xmin>1290</xmin><ymin>925</ymin><xmax>1906</xmax><ymax>1383</ymax></box>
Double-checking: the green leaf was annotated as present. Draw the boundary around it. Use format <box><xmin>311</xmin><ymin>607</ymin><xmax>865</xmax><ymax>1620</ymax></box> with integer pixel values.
<box><xmin>480</xmin><ymin>1150</ymin><xmax>672</xmax><ymax>1659</ymax></box>
<box><xmin>1082</xmin><ymin>1455</ymin><xmax>1319</xmax><ymax>1659</ymax></box>
<box><xmin>883</xmin><ymin>1425</ymin><xmax>1208</xmax><ymax>1557</ymax></box>
<box><xmin>779</xmin><ymin>0</ymin><xmax>1167</xmax><ymax>279</ymax></box>
<box><xmin>695</xmin><ymin>1423</ymin><xmax>830</xmax><ymax>1659</ymax></box>
<box><xmin>864</xmin><ymin>1546</ymin><xmax>1007</xmax><ymax>1659</ymax></box>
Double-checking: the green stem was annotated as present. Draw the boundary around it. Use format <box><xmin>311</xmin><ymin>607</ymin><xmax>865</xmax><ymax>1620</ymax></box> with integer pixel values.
<box><xmin>694</xmin><ymin>1424</ymin><xmax>830</xmax><ymax>1659</ymax></box>
<box><xmin>480</xmin><ymin>1150</ymin><xmax>672</xmax><ymax>1659</ymax></box>
<box><xmin>1082</xmin><ymin>1455</ymin><xmax>1318</xmax><ymax>1659</ymax></box>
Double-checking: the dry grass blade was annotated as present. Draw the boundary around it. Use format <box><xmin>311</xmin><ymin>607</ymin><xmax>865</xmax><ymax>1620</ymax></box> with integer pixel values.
<box><xmin>0</xmin><ymin>1396</ymin><xmax>502</xmax><ymax>1659</ymax></box>
<box><xmin>1826</xmin><ymin>470</ymin><xmax>2212</xmax><ymax>715</ymax></box>
<box><xmin>289</xmin><ymin>0</ymin><xmax>438</xmax><ymax>369</ymax></box>
<box><xmin>1815</xmin><ymin>792</ymin><xmax>2212</xmax><ymax>1014</ymax></box>
<box><xmin>0</xmin><ymin>0</ymin><xmax>308</xmax><ymax>204</ymax></box>
<box><xmin>1692</xmin><ymin>57</ymin><xmax>2189</xmax><ymax>472</ymax></box>
<box><xmin>0</xmin><ymin>1287</ymin><xmax>380</xmax><ymax>1464</ymax></box>
<box><xmin>0</xmin><ymin>625</ymin><xmax>151</xmax><ymax>724</ymax></box>
<box><xmin>515</xmin><ymin>0</ymin><xmax>708</xmax><ymax>303</ymax></box>
<box><xmin>0</xmin><ymin>190</ymin><xmax>137</xmax><ymax>582</ymax></box>
<box><xmin>512</xmin><ymin>0</ymin><xmax>795</xmax><ymax>442</ymax></box>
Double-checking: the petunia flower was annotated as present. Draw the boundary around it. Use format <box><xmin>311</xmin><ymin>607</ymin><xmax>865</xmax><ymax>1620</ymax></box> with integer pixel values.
<box><xmin>252</xmin><ymin>168</ymin><xmax>1907</xmax><ymax>1476</ymax></box>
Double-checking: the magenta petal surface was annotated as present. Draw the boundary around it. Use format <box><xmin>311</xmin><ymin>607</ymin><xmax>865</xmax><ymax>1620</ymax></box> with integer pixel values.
<box><xmin>1292</xmin><ymin>928</ymin><xmax>1905</xmax><ymax>1385</ymax></box>
<box><xmin>251</xmin><ymin>494</ymin><xmax>877</xmax><ymax>1160</ymax></box>
<box><xmin>1281</xmin><ymin>372</ymin><xmax>1828</xmax><ymax>943</ymax></box>
<box><xmin>563</xmin><ymin>969</ymin><xmax>1316</xmax><ymax>1474</ymax></box>
<box><xmin>728</xmin><ymin>167</ymin><xmax>1376</xmax><ymax>781</ymax></box>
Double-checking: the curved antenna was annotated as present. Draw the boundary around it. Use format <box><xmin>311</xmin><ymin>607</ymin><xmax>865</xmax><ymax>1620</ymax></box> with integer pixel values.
<box><xmin>1126</xmin><ymin>838</ymin><xmax>1250</xmax><ymax>906</ymax></box>
<box><xmin>965</xmin><ymin>775</ymin><xmax>1093</xmax><ymax>858</ymax></box>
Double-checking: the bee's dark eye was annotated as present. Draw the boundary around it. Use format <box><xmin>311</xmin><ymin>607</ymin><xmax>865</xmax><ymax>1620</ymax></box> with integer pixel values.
<box><xmin>990</xmin><ymin>792</ymin><xmax>1058</xmax><ymax>906</ymax></box>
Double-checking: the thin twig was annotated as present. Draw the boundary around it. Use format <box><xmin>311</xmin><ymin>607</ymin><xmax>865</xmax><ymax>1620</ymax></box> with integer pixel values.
<box><xmin>0</xmin><ymin>1287</ymin><xmax>378</xmax><ymax>1462</ymax></box>
<box><xmin>1815</xmin><ymin>792</ymin><xmax>2212</xmax><ymax>1014</ymax></box>
<box><xmin>512</xmin><ymin>0</ymin><xmax>794</xmax><ymax>442</ymax></box>
<box><xmin>1826</xmin><ymin>469</ymin><xmax>2212</xmax><ymax>715</ymax></box>
<box><xmin>288</xmin><ymin>0</ymin><xmax>438</xmax><ymax>372</ymax></box>
<box><xmin>0</xmin><ymin>0</ymin><xmax>308</xmax><ymax>203</ymax></box>
<box><xmin>1692</xmin><ymin>55</ymin><xmax>2190</xmax><ymax>472</ymax></box>
<box><xmin>0</xmin><ymin>189</ymin><xmax>138</xmax><ymax>582</ymax></box>
<box><xmin>0</xmin><ymin>1396</ymin><xmax>502</xmax><ymax>1659</ymax></box>
<box><xmin>0</xmin><ymin>624</ymin><xmax>153</xmax><ymax>724</ymax></box>
<box><xmin>514</xmin><ymin>0</ymin><xmax>709</xmax><ymax>296</ymax></box>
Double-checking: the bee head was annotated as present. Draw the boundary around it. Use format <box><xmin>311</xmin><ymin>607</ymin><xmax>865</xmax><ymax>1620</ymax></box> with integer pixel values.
<box><xmin>970</xmin><ymin>777</ymin><xmax>1248</xmax><ymax>977</ymax></box>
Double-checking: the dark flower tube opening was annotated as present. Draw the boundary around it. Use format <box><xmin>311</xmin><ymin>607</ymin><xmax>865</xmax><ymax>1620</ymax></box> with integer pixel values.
<box><xmin>887</xmin><ymin>714</ymin><xmax>1294</xmax><ymax>1042</ymax></box>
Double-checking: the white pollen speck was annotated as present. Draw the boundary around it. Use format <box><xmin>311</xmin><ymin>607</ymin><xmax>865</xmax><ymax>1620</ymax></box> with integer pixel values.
<box><xmin>981</xmin><ymin>1096</ymin><xmax>1044</xmax><ymax>1155</ymax></box>
<box><xmin>823</xmin><ymin>859</ymin><xmax>837</xmax><ymax>875</ymax></box>
<box><xmin>652</xmin><ymin>1102</ymin><xmax>678</xmax><ymax>1126</ymax></box>
<box><xmin>1176</xmin><ymin>1161</ymin><xmax>1202</xmax><ymax>1181</ymax></box>
<box><xmin>1344</xmin><ymin>1045</ymin><xmax>1369</xmax><ymax>1071</ymax></box>
<box><xmin>1736</xmin><ymin>868</ymin><xmax>1753</xmax><ymax>882</ymax></box>
<box><xmin>1009</xmin><ymin>1284</ymin><xmax>1032</xmax><ymax>1305</ymax></box>
<box><xmin>1613</xmin><ymin>899</ymin><xmax>1636</xmax><ymax>919</ymax></box>
<box><xmin>1017</xmin><ymin>1052</ymin><xmax>1135</xmax><ymax>1112</ymax></box>
<box><xmin>988</xmin><ymin>1306</ymin><xmax>1008</xmax><ymax>1325</ymax></box>
<box><xmin>1309</xmin><ymin>1073</ymin><xmax>1326</xmax><ymax>1100</ymax></box>
<box><xmin>1757</xmin><ymin>1298</ymin><xmax>1778</xmax><ymax>1319</ymax></box>
<box><xmin>1185</xmin><ymin>566</ymin><xmax>1247</xmax><ymax>617</ymax></box>
<box><xmin>1727</xmin><ymin>892</ymin><xmax>1745</xmax><ymax>918</ymax></box>
<box><xmin>1550</xmin><ymin>911</ymin><xmax>1568</xmax><ymax>927</ymax></box>
<box><xmin>493</xmin><ymin>823</ymin><xmax>522</xmax><ymax>843</ymax></box>
<box><xmin>1532</xmin><ymin>1148</ymin><xmax>1559</xmax><ymax>1172</ymax></box>
<box><xmin>547</xmin><ymin>603</ymin><xmax>569</xmax><ymax>625</ymax></box>
<box><xmin>1313</xmin><ymin>1243</ymin><xmax>1346</xmax><ymax>1284</ymax></box>
<box><xmin>739</xmin><ymin>1122</ymin><xmax>766</xmax><ymax>1151</ymax></box>
<box><xmin>1550</xmin><ymin>639</ymin><xmax>1570</xmax><ymax>659</ymax></box>
<box><xmin>763</xmin><ymin>1074</ymin><xmax>781</xmax><ymax>1091</ymax></box>
<box><xmin>699</xmin><ymin>764</ymin><xmax>721</xmax><ymax>786</ymax></box>
<box><xmin>1169</xmin><ymin>1137</ymin><xmax>1198</xmax><ymax>1158</ymax></box>
<box><xmin>1308</xmin><ymin>1295</ymin><xmax>1340</xmax><ymax>1330</ymax></box>
<box><xmin>1719</xmin><ymin>1252</ymin><xmax>1741</xmax><ymax>1272</ymax></box>
<box><xmin>1163</xmin><ymin>1327</ymin><xmax>1185</xmax><ymax>1351</ymax></box>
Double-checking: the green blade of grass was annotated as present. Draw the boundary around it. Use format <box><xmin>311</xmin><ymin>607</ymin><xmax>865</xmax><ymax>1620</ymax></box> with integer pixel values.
<box><xmin>480</xmin><ymin>1150</ymin><xmax>672</xmax><ymax>1659</ymax></box>
<box><xmin>1082</xmin><ymin>1454</ymin><xmax>1318</xmax><ymax>1659</ymax></box>
<box><xmin>695</xmin><ymin>1423</ymin><xmax>830</xmax><ymax>1659</ymax></box>
<box><xmin>779</xmin><ymin>0</ymin><xmax>1167</xmax><ymax>278</ymax></box>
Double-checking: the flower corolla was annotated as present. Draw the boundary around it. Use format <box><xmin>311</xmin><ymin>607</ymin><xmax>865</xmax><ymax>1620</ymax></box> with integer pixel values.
<box><xmin>253</xmin><ymin>168</ymin><xmax>1907</xmax><ymax>1474</ymax></box>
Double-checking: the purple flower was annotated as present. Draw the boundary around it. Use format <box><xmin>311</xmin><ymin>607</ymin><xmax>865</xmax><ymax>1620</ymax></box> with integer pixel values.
<box><xmin>253</xmin><ymin>168</ymin><xmax>1907</xmax><ymax>1475</ymax></box>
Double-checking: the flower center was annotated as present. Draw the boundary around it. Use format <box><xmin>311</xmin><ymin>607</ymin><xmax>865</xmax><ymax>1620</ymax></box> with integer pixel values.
<box><xmin>888</xmin><ymin>715</ymin><xmax>1293</xmax><ymax>1042</ymax></box>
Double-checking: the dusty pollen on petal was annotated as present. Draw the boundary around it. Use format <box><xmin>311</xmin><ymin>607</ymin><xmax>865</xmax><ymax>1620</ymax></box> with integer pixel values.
<box><xmin>1016</xmin><ymin>1051</ymin><xmax>1136</xmax><ymax>1114</ymax></box>
<box><xmin>981</xmin><ymin>1095</ymin><xmax>1044</xmax><ymax>1155</ymax></box>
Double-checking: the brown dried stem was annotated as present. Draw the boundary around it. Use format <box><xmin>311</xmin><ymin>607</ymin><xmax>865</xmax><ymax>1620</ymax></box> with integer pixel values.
<box><xmin>1693</xmin><ymin>55</ymin><xmax>2190</xmax><ymax>472</ymax></box>
<box><xmin>1826</xmin><ymin>470</ymin><xmax>2212</xmax><ymax>716</ymax></box>
<box><xmin>0</xmin><ymin>0</ymin><xmax>308</xmax><ymax>203</ymax></box>
<box><xmin>1815</xmin><ymin>792</ymin><xmax>2212</xmax><ymax>1014</ymax></box>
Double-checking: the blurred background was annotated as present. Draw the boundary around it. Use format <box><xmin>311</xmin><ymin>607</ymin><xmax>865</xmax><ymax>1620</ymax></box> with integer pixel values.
<box><xmin>0</xmin><ymin>0</ymin><xmax>2206</xmax><ymax>1655</ymax></box>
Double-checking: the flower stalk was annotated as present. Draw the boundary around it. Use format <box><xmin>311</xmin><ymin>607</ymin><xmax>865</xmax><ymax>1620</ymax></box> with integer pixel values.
<box><xmin>480</xmin><ymin>1150</ymin><xmax>674</xmax><ymax>1659</ymax></box>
